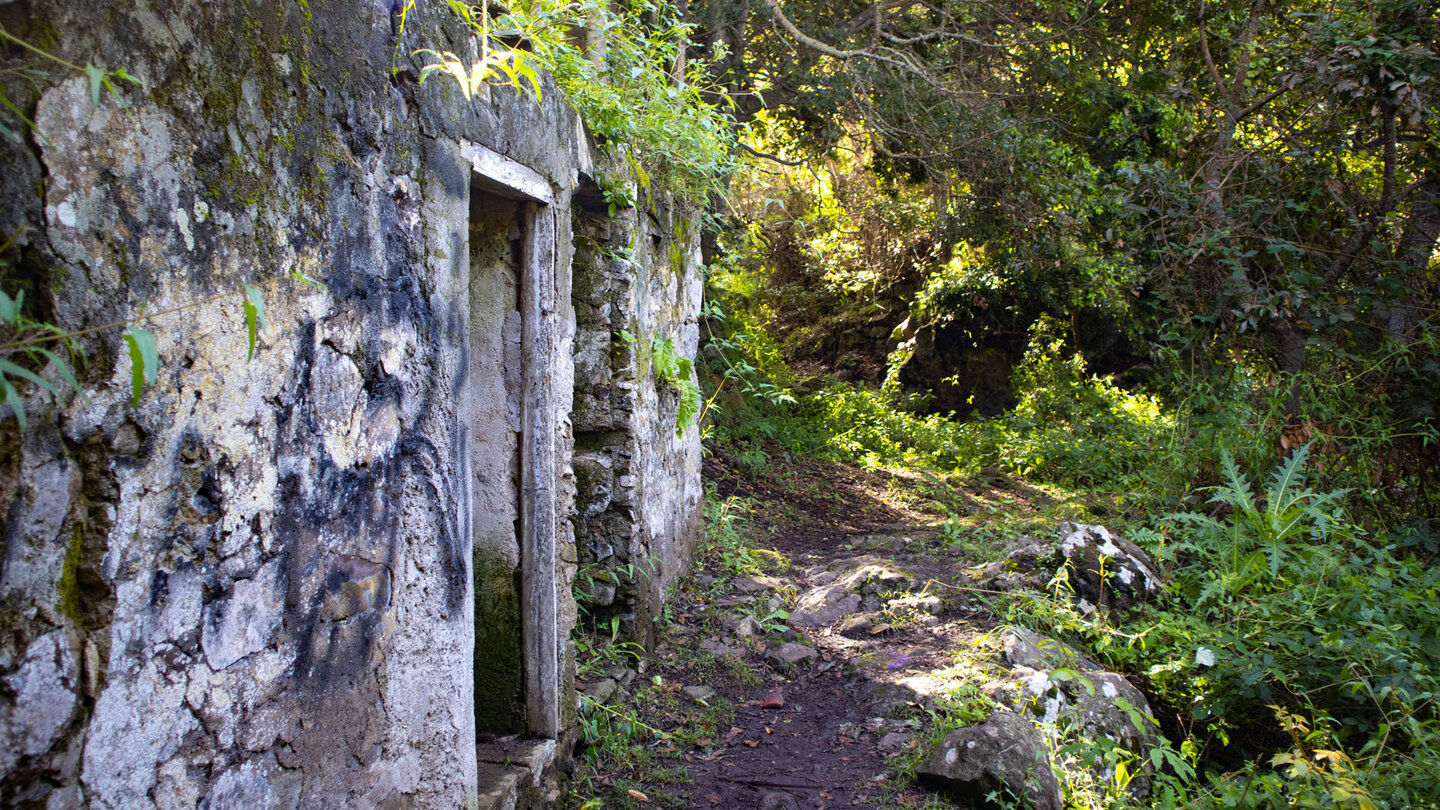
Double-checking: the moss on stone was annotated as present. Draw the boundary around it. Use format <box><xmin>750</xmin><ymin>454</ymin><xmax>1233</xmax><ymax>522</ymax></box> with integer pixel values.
<box><xmin>473</xmin><ymin>544</ymin><xmax>526</xmax><ymax>734</ymax></box>
<box><xmin>56</xmin><ymin>525</ymin><xmax>83</xmax><ymax>623</ymax></box>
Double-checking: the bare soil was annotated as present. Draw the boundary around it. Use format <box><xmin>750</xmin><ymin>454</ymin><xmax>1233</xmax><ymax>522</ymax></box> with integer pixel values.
<box><xmin>586</xmin><ymin>449</ymin><xmax>1023</xmax><ymax>809</ymax></box>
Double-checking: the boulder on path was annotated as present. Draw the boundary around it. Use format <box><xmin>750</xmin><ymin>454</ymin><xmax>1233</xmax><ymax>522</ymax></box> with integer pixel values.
<box><xmin>1055</xmin><ymin>523</ymin><xmax>1160</xmax><ymax>612</ymax></box>
<box><xmin>886</xmin><ymin>593</ymin><xmax>944</xmax><ymax>616</ymax></box>
<box><xmin>984</xmin><ymin>628</ymin><xmax>1164</xmax><ymax>797</ymax></box>
<box><xmin>726</xmin><ymin>615</ymin><xmax>765</xmax><ymax>639</ymax></box>
<box><xmin>682</xmin><ymin>685</ymin><xmax>716</xmax><ymax>702</ymax></box>
<box><xmin>789</xmin><ymin>583</ymin><xmax>862</xmax><ymax>627</ymax></box>
<box><xmin>1000</xmin><ymin>626</ymin><xmax>1102</xmax><ymax>673</ymax></box>
<box><xmin>916</xmin><ymin>711</ymin><xmax>1063</xmax><ymax>810</ymax></box>
<box><xmin>836</xmin><ymin>561</ymin><xmax>915</xmax><ymax>595</ymax></box>
<box><xmin>700</xmin><ymin>638</ymin><xmax>746</xmax><ymax>659</ymax></box>
<box><xmin>733</xmin><ymin>575</ymin><xmax>784</xmax><ymax>593</ymax></box>
<box><xmin>758</xmin><ymin>791</ymin><xmax>801</xmax><ymax>810</ymax></box>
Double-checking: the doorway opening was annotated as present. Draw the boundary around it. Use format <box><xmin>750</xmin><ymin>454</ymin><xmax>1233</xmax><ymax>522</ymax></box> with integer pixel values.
<box><xmin>462</xmin><ymin>140</ymin><xmax>559</xmax><ymax>743</ymax></box>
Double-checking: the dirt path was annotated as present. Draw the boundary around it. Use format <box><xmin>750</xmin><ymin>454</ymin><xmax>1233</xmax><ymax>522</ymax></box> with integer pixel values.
<box><xmin>571</xmin><ymin>452</ymin><xmax>1019</xmax><ymax>809</ymax></box>
<box><xmin>571</xmin><ymin>451</ymin><xmax>1181</xmax><ymax>810</ymax></box>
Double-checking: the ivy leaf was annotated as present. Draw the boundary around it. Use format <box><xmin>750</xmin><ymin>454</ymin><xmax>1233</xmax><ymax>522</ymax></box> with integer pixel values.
<box><xmin>85</xmin><ymin>63</ymin><xmax>105</xmax><ymax>107</ymax></box>
<box><xmin>0</xmin><ymin>375</ymin><xmax>25</xmax><ymax>432</ymax></box>
<box><xmin>289</xmin><ymin>271</ymin><xmax>326</xmax><ymax>289</ymax></box>
<box><xmin>243</xmin><ymin>284</ymin><xmax>267</xmax><ymax>361</ymax></box>
<box><xmin>123</xmin><ymin>326</ymin><xmax>158</xmax><ymax>406</ymax></box>
<box><xmin>0</xmin><ymin>358</ymin><xmax>61</xmax><ymax>396</ymax></box>
<box><xmin>33</xmin><ymin>347</ymin><xmax>84</xmax><ymax>400</ymax></box>
<box><xmin>0</xmin><ymin>289</ymin><xmax>17</xmax><ymax>324</ymax></box>
<box><xmin>513</xmin><ymin>59</ymin><xmax>543</xmax><ymax>101</ymax></box>
<box><xmin>113</xmin><ymin>67</ymin><xmax>145</xmax><ymax>87</ymax></box>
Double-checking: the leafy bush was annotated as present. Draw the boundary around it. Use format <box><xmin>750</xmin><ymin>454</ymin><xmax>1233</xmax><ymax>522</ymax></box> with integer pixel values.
<box><xmin>1080</xmin><ymin>448</ymin><xmax>1440</xmax><ymax>806</ymax></box>
<box><xmin>799</xmin><ymin>317</ymin><xmax>1174</xmax><ymax>492</ymax></box>
<box><xmin>995</xmin><ymin>317</ymin><xmax>1173</xmax><ymax>486</ymax></box>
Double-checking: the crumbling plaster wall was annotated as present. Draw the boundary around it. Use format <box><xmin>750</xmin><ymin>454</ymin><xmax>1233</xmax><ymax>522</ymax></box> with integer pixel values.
<box><xmin>571</xmin><ymin>167</ymin><xmax>704</xmax><ymax>645</ymax></box>
<box><xmin>0</xmin><ymin>0</ymin><xmax>628</xmax><ymax>806</ymax></box>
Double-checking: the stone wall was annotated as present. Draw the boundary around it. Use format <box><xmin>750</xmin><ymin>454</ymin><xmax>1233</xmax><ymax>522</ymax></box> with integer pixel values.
<box><xmin>571</xmin><ymin>165</ymin><xmax>703</xmax><ymax>647</ymax></box>
<box><xmin>0</xmin><ymin>1</ymin><xmax>702</xmax><ymax>807</ymax></box>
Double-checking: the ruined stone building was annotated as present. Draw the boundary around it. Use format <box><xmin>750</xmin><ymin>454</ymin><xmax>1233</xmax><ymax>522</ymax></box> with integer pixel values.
<box><xmin>0</xmin><ymin>2</ymin><xmax>701</xmax><ymax>807</ymax></box>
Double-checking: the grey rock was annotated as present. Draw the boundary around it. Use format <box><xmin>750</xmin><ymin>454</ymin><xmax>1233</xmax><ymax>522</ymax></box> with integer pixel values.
<box><xmin>887</xmin><ymin>594</ymin><xmax>944</xmax><ymax>616</ymax></box>
<box><xmin>700</xmin><ymin>638</ymin><xmax>746</xmax><ymax>658</ymax></box>
<box><xmin>836</xmin><ymin>613</ymin><xmax>875</xmax><ymax>637</ymax></box>
<box><xmin>0</xmin><ymin>630</ymin><xmax>81</xmax><ymax>777</ymax></box>
<box><xmin>201</xmin><ymin>558</ymin><xmax>285</xmax><ymax>671</ymax></box>
<box><xmin>972</xmin><ymin>535</ymin><xmax>1053</xmax><ymax>592</ymax></box>
<box><xmin>764</xmin><ymin>642</ymin><xmax>817</xmax><ymax>667</ymax></box>
<box><xmin>789</xmin><ymin>584</ymin><xmax>861</xmax><ymax>627</ymax></box>
<box><xmin>988</xmin><ymin>628</ymin><xmax>1162</xmax><ymax>798</ymax></box>
<box><xmin>837</xmin><ymin>562</ymin><xmax>915</xmax><ymax>595</ymax></box>
<box><xmin>604</xmin><ymin>665</ymin><xmax>637</xmax><ymax>689</ymax></box>
<box><xmin>916</xmin><ymin>711</ymin><xmax>1062</xmax><ymax>810</ymax></box>
<box><xmin>681</xmin><ymin>685</ymin><xmax>715</xmax><ymax>702</ymax></box>
<box><xmin>877</xmin><ymin>731</ymin><xmax>914</xmax><ymax>752</ymax></box>
<box><xmin>730</xmin><ymin>615</ymin><xmax>765</xmax><ymax>639</ymax></box>
<box><xmin>588</xmin><ymin>579</ymin><xmax>618</xmax><ymax>606</ymax></box>
<box><xmin>863</xmin><ymin>682</ymin><xmax>923</xmax><ymax>717</ymax></box>
<box><xmin>732</xmin><ymin>575</ymin><xmax>782</xmax><ymax>593</ymax></box>
<box><xmin>758</xmin><ymin>791</ymin><xmax>800</xmax><ymax>810</ymax></box>
<box><xmin>999</xmin><ymin>627</ymin><xmax>1101</xmax><ymax>673</ymax></box>
<box><xmin>587</xmin><ymin>678</ymin><xmax>619</xmax><ymax>705</ymax></box>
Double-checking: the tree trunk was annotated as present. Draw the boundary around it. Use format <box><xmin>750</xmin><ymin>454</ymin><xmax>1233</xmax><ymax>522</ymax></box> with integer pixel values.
<box><xmin>1386</xmin><ymin>172</ymin><xmax>1440</xmax><ymax>343</ymax></box>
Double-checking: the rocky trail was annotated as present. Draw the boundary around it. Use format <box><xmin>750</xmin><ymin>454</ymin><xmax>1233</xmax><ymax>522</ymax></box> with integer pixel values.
<box><xmin>570</xmin><ymin>453</ymin><xmax>1171</xmax><ymax>810</ymax></box>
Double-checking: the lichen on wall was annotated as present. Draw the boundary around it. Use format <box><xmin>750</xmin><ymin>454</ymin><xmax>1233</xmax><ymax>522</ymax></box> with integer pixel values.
<box><xmin>0</xmin><ymin>0</ymin><xmax>597</xmax><ymax>807</ymax></box>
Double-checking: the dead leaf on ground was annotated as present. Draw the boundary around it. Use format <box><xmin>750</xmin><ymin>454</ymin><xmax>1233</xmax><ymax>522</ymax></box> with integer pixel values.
<box><xmin>627</xmin><ymin>788</ymin><xmax>650</xmax><ymax>802</ymax></box>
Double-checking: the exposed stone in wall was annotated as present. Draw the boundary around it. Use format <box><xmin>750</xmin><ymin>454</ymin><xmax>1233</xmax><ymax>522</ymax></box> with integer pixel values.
<box><xmin>0</xmin><ymin>1</ymin><xmax>655</xmax><ymax>806</ymax></box>
<box><xmin>570</xmin><ymin>160</ymin><xmax>704</xmax><ymax>646</ymax></box>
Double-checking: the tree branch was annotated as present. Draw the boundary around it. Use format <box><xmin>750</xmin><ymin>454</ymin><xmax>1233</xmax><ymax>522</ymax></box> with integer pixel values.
<box><xmin>738</xmin><ymin>141</ymin><xmax>804</xmax><ymax>166</ymax></box>
<box><xmin>757</xmin><ymin>0</ymin><xmax>870</xmax><ymax>59</ymax></box>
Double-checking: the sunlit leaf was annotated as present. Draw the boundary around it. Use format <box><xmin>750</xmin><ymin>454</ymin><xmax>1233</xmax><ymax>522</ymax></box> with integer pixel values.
<box><xmin>84</xmin><ymin>63</ymin><xmax>104</xmax><ymax>107</ymax></box>
<box><xmin>243</xmin><ymin>284</ymin><xmax>267</xmax><ymax>361</ymax></box>
<box><xmin>123</xmin><ymin>326</ymin><xmax>158</xmax><ymax>406</ymax></box>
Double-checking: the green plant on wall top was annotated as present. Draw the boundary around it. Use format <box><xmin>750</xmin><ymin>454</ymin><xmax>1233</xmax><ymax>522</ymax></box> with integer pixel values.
<box><xmin>0</xmin><ymin>27</ymin><xmax>303</xmax><ymax>430</ymax></box>
<box><xmin>405</xmin><ymin>0</ymin><xmax>737</xmax><ymax>201</ymax></box>
<box><xmin>618</xmin><ymin>330</ymin><xmax>699</xmax><ymax>437</ymax></box>
<box><xmin>407</xmin><ymin>0</ymin><xmax>544</xmax><ymax>102</ymax></box>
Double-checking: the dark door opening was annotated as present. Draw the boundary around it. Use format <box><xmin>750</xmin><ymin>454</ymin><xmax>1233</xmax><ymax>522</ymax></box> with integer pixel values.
<box><xmin>469</xmin><ymin>190</ymin><xmax>527</xmax><ymax>736</ymax></box>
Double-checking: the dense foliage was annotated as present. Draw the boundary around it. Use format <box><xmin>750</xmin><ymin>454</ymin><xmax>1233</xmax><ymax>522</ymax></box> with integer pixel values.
<box><xmin>695</xmin><ymin>3</ymin><xmax>1438</xmax><ymax>803</ymax></box>
<box><xmin>698</xmin><ymin>0</ymin><xmax>1439</xmax><ymax>507</ymax></box>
